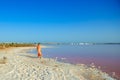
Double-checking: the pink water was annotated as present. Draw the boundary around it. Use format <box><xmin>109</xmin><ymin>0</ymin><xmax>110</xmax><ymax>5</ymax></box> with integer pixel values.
<box><xmin>31</xmin><ymin>44</ymin><xmax>120</xmax><ymax>79</ymax></box>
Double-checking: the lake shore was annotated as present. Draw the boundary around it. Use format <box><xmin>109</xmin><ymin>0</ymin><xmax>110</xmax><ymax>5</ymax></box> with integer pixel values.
<box><xmin>0</xmin><ymin>47</ymin><xmax>116</xmax><ymax>80</ymax></box>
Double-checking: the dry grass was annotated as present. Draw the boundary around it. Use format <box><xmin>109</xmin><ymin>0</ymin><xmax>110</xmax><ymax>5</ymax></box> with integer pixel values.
<box><xmin>0</xmin><ymin>43</ymin><xmax>35</xmax><ymax>49</ymax></box>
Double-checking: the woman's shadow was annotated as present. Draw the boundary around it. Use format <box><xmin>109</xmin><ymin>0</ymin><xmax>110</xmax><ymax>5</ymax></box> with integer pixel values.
<box><xmin>19</xmin><ymin>54</ymin><xmax>38</xmax><ymax>58</ymax></box>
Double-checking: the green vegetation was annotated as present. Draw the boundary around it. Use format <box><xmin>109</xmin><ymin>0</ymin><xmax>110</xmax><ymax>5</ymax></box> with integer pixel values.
<box><xmin>0</xmin><ymin>43</ymin><xmax>35</xmax><ymax>49</ymax></box>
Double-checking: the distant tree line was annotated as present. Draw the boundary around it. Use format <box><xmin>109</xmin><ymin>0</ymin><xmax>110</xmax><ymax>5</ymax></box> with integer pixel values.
<box><xmin>0</xmin><ymin>43</ymin><xmax>35</xmax><ymax>49</ymax></box>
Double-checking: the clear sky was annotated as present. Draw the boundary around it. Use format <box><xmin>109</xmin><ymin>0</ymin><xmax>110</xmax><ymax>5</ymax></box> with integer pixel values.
<box><xmin>0</xmin><ymin>0</ymin><xmax>120</xmax><ymax>43</ymax></box>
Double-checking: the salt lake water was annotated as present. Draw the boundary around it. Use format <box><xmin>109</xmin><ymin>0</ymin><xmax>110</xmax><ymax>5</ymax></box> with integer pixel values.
<box><xmin>29</xmin><ymin>43</ymin><xmax>120</xmax><ymax>78</ymax></box>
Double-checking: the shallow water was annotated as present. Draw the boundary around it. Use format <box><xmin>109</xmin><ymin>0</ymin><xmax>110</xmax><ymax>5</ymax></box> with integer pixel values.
<box><xmin>29</xmin><ymin>44</ymin><xmax>120</xmax><ymax>78</ymax></box>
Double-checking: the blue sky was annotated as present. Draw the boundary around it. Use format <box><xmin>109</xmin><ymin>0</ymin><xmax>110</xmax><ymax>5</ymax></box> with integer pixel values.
<box><xmin>0</xmin><ymin>0</ymin><xmax>120</xmax><ymax>42</ymax></box>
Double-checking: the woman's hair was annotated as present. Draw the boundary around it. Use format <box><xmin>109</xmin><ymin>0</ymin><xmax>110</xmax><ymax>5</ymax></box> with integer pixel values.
<box><xmin>38</xmin><ymin>43</ymin><xmax>40</xmax><ymax>45</ymax></box>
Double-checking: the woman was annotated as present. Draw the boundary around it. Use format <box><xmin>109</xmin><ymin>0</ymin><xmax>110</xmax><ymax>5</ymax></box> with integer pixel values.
<box><xmin>36</xmin><ymin>43</ymin><xmax>42</xmax><ymax>58</ymax></box>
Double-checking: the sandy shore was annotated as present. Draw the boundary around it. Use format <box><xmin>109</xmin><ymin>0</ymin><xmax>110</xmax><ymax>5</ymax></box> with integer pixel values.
<box><xmin>0</xmin><ymin>47</ymin><xmax>116</xmax><ymax>80</ymax></box>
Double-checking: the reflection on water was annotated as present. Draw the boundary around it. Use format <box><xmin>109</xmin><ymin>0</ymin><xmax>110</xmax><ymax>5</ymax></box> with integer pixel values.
<box><xmin>29</xmin><ymin>44</ymin><xmax>120</xmax><ymax>78</ymax></box>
